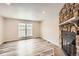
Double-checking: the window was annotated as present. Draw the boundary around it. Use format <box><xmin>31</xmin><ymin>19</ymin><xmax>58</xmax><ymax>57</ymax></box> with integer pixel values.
<box><xmin>18</xmin><ymin>23</ymin><xmax>32</xmax><ymax>37</ymax></box>
<box><xmin>18</xmin><ymin>23</ymin><xmax>26</xmax><ymax>37</ymax></box>
<box><xmin>27</xmin><ymin>24</ymin><xmax>32</xmax><ymax>36</ymax></box>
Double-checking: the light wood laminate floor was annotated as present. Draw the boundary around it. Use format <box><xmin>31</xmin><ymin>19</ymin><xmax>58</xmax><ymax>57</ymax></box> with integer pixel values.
<box><xmin>0</xmin><ymin>38</ymin><xmax>65</xmax><ymax>56</ymax></box>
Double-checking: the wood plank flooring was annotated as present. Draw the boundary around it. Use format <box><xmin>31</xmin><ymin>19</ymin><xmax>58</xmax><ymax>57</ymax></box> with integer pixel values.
<box><xmin>0</xmin><ymin>38</ymin><xmax>65</xmax><ymax>56</ymax></box>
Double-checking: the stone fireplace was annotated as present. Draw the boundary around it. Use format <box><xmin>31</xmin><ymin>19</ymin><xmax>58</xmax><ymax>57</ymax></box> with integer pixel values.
<box><xmin>59</xmin><ymin>3</ymin><xmax>79</xmax><ymax>56</ymax></box>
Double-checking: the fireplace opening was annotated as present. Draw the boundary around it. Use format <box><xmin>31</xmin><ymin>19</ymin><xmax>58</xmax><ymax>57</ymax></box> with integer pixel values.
<box><xmin>62</xmin><ymin>31</ymin><xmax>76</xmax><ymax>56</ymax></box>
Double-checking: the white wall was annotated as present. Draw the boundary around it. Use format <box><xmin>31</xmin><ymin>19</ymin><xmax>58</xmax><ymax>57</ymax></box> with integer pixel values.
<box><xmin>4</xmin><ymin>18</ymin><xmax>19</xmax><ymax>42</ymax></box>
<box><xmin>40</xmin><ymin>4</ymin><xmax>64</xmax><ymax>46</ymax></box>
<box><xmin>32</xmin><ymin>21</ymin><xmax>41</xmax><ymax>37</ymax></box>
<box><xmin>4</xmin><ymin>18</ymin><xmax>41</xmax><ymax>42</ymax></box>
<box><xmin>41</xmin><ymin>19</ymin><xmax>59</xmax><ymax>46</ymax></box>
<box><xmin>40</xmin><ymin>4</ymin><xmax>63</xmax><ymax>46</ymax></box>
<box><xmin>0</xmin><ymin>17</ymin><xmax>4</xmax><ymax>44</ymax></box>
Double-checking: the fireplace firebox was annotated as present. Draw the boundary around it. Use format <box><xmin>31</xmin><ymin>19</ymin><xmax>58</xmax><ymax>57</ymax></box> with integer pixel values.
<box><xmin>62</xmin><ymin>31</ymin><xmax>76</xmax><ymax>56</ymax></box>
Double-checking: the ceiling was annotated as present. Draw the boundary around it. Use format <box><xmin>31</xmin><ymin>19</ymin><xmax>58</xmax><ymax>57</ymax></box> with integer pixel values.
<box><xmin>0</xmin><ymin>3</ymin><xmax>64</xmax><ymax>21</ymax></box>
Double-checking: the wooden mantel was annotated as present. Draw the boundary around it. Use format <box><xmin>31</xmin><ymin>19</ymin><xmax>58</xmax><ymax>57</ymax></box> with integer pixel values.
<box><xmin>59</xmin><ymin>17</ymin><xmax>79</xmax><ymax>26</ymax></box>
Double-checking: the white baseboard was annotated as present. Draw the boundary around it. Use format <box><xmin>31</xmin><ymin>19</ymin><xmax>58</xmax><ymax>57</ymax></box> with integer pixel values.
<box><xmin>41</xmin><ymin>37</ymin><xmax>60</xmax><ymax>47</ymax></box>
<box><xmin>0</xmin><ymin>41</ymin><xmax>4</xmax><ymax>45</ymax></box>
